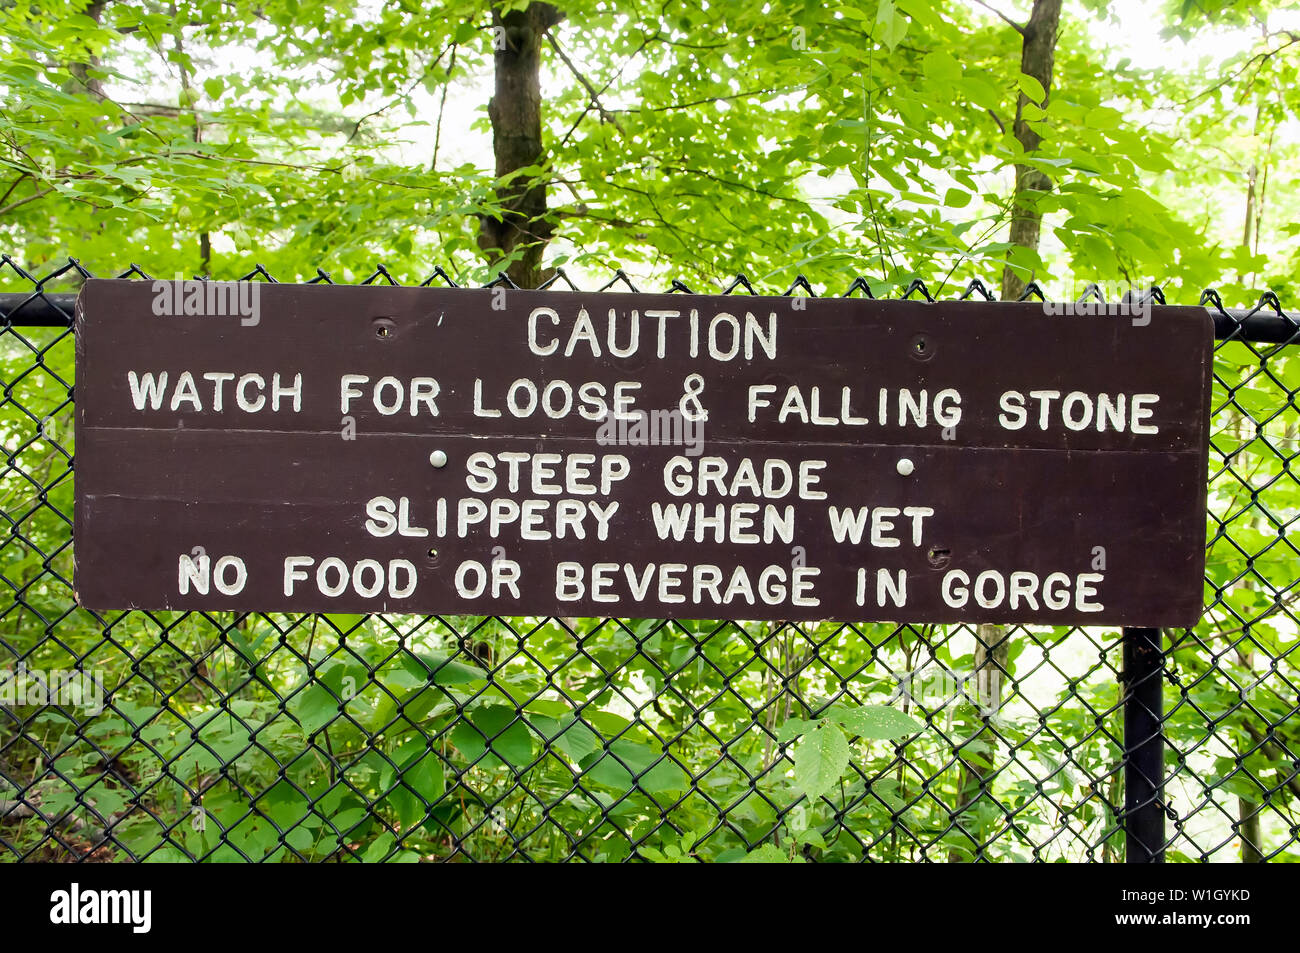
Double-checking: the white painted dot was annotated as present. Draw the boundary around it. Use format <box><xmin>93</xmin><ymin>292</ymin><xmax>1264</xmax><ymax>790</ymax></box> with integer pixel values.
<box><xmin>429</xmin><ymin>450</ymin><xmax>448</xmax><ymax>468</ymax></box>
<box><xmin>896</xmin><ymin>458</ymin><xmax>915</xmax><ymax>476</ymax></box>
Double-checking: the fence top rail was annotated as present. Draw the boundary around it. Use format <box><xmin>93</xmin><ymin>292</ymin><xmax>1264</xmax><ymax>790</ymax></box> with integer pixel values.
<box><xmin>0</xmin><ymin>289</ymin><xmax>1294</xmax><ymax>344</ymax></box>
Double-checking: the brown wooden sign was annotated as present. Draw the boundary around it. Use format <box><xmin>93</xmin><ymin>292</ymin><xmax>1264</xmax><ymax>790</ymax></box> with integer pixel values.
<box><xmin>74</xmin><ymin>280</ymin><xmax>1212</xmax><ymax>625</ymax></box>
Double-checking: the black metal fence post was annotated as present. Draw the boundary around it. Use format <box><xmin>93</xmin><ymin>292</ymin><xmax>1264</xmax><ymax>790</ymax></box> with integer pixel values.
<box><xmin>1122</xmin><ymin>626</ymin><xmax>1166</xmax><ymax>862</ymax></box>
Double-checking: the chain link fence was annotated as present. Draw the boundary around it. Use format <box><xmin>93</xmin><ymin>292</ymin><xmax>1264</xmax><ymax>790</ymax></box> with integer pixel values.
<box><xmin>0</xmin><ymin>257</ymin><xmax>1296</xmax><ymax>862</ymax></box>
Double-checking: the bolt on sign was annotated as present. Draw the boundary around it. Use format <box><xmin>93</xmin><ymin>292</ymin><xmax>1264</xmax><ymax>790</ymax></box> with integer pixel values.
<box><xmin>73</xmin><ymin>280</ymin><xmax>1213</xmax><ymax>626</ymax></box>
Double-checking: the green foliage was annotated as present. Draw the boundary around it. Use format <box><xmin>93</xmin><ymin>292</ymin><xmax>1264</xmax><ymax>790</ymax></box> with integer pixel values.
<box><xmin>2</xmin><ymin>0</ymin><xmax>1294</xmax><ymax>293</ymax></box>
<box><xmin>784</xmin><ymin>703</ymin><xmax>920</xmax><ymax>800</ymax></box>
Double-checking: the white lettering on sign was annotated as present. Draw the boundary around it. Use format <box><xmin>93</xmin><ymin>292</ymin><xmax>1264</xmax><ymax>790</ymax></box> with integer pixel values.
<box><xmin>464</xmin><ymin>452</ymin><xmax>630</xmax><ymax>495</ymax></box>
<box><xmin>555</xmin><ymin>561</ymin><xmax>821</xmax><ymax>608</ymax></box>
<box><xmin>997</xmin><ymin>391</ymin><xmax>1160</xmax><ymax>433</ymax></box>
<box><xmin>661</xmin><ymin>456</ymin><xmax>827</xmax><ymax>499</ymax></box>
<box><xmin>746</xmin><ymin>386</ymin><xmax>963</xmax><ymax>428</ymax></box>
<box><xmin>527</xmin><ymin>307</ymin><xmax>778</xmax><ymax>361</ymax></box>
<box><xmin>827</xmin><ymin>506</ymin><xmax>935</xmax><ymax>546</ymax></box>
<box><xmin>127</xmin><ymin>371</ymin><xmax>303</xmax><ymax>413</ymax></box>
<box><xmin>454</xmin><ymin>558</ymin><xmax>521</xmax><ymax>599</ymax></box>
<box><xmin>472</xmin><ymin>377</ymin><xmax>643</xmax><ymax>421</ymax></box>
<box><xmin>178</xmin><ymin>552</ymin><xmax>248</xmax><ymax>595</ymax></box>
<box><xmin>940</xmin><ymin>570</ymin><xmax>1105</xmax><ymax>613</ymax></box>
<box><xmin>649</xmin><ymin>503</ymin><xmax>795</xmax><ymax>544</ymax></box>
<box><xmin>282</xmin><ymin>556</ymin><xmax>418</xmax><ymax>600</ymax></box>
<box><xmin>340</xmin><ymin>375</ymin><xmax>440</xmax><ymax>416</ymax></box>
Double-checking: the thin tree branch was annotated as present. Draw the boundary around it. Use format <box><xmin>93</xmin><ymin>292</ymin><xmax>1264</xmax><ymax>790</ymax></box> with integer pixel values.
<box><xmin>969</xmin><ymin>0</ymin><xmax>1026</xmax><ymax>34</ymax></box>
<box><xmin>350</xmin><ymin>47</ymin><xmax>450</xmax><ymax>143</ymax></box>
<box><xmin>1176</xmin><ymin>33</ymin><xmax>1300</xmax><ymax>107</ymax></box>
<box><xmin>0</xmin><ymin>187</ymin><xmax>55</xmax><ymax>218</ymax></box>
<box><xmin>432</xmin><ymin>43</ymin><xmax>458</xmax><ymax>171</ymax></box>
<box><xmin>614</xmin><ymin>86</ymin><xmax>799</xmax><ymax>113</ymax></box>
<box><xmin>0</xmin><ymin>172</ymin><xmax>29</xmax><ymax>209</ymax></box>
<box><xmin>544</xmin><ymin>30</ymin><xmax>625</xmax><ymax>134</ymax></box>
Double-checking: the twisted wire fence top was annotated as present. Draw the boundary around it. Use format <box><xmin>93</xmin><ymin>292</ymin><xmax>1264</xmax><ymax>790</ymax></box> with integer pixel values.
<box><xmin>0</xmin><ymin>257</ymin><xmax>1296</xmax><ymax>862</ymax></box>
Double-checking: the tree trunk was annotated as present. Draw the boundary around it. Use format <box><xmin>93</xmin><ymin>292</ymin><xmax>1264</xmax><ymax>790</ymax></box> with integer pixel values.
<box><xmin>170</xmin><ymin>4</ymin><xmax>210</xmax><ymax>275</ymax></box>
<box><xmin>948</xmin><ymin>622</ymin><xmax>1011</xmax><ymax>861</ymax></box>
<box><xmin>946</xmin><ymin>1</ymin><xmax>1063</xmax><ymax>858</ymax></box>
<box><xmin>64</xmin><ymin>2</ymin><xmax>108</xmax><ymax>98</ymax></box>
<box><xmin>1000</xmin><ymin>0</ymin><xmax>1063</xmax><ymax>301</ymax></box>
<box><xmin>1239</xmin><ymin>796</ymin><xmax>1263</xmax><ymax>862</ymax></box>
<box><xmin>477</xmin><ymin>3</ymin><xmax>562</xmax><ymax>289</ymax></box>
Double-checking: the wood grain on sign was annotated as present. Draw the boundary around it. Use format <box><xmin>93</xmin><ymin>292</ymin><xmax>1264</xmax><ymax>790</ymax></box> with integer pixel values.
<box><xmin>73</xmin><ymin>280</ymin><xmax>1213</xmax><ymax>625</ymax></box>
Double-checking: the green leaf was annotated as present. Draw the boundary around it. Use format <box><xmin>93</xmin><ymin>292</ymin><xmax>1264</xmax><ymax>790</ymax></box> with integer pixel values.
<box><xmin>362</xmin><ymin>832</ymin><xmax>395</xmax><ymax>862</ymax></box>
<box><xmin>776</xmin><ymin>716</ymin><xmax>820</xmax><ymax>742</ymax></box>
<box><xmin>285</xmin><ymin>827</ymin><xmax>315</xmax><ymax>852</ymax></box>
<box><xmin>399</xmin><ymin>650</ymin><xmax>485</xmax><ymax>685</ymax></box>
<box><xmin>737</xmin><ymin>843</ymin><xmax>795</xmax><ymax>863</ymax></box>
<box><xmin>532</xmin><ymin>714</ymin><xmax>601</xmax><ymax>763</ymax></box>
<box><xmin>921</xmin><ymin>50</ymin><xmax>961</xmax><ymax>85</ymax></box>
<box><xmin>875</xmin><ymin>0</ymin><xmax>909</xmax><ymax>51</ymax></box>
<box><xmin>795</xmin><ymin>828</ymin><xmax>827</xmax><ymax>849</ymax></box>
<box><xmin>580</xmin><ymin>739</ymin><xmax>689</xmax><ymax>797</ymax></box>
<box><xmin>291</xmin><ymin>662</ymin><xmax>364</xmax><ymax>735</ymax></box>
<box><xmin>1018</xmin><ymin>73</ymin><xmax>1046</xmax><ymax>102</ymax></box>
<box><xmin>830</xmin><ymin>704</ymin><xmax>922</xmax><ymax>740</ymax></box>
<box><xmin>383</xmin><ymin>742</ymin><xmax>446</xmax><ymax>827</ymax></box>
<box><xmin>793</xmin><ymin>724</ymin><xmax>850</xmax><ymax>800</ymax></box>
<box><xmin>450</xmin><ymin>705</ymin><xmax>535</xmax><ymax>769</ymax></box>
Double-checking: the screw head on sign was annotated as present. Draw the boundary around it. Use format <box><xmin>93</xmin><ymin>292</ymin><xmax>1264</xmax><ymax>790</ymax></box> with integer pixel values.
<box><xmin>896</xmin><ymin>458</ymin><xmax>915</xmax><ymax>476</ymax></box>
<box><xmin>429</xmin><ymin>450</ymin><xmax>448</xmax><ymax>468</ymax></box>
